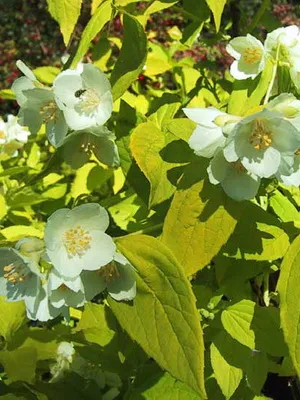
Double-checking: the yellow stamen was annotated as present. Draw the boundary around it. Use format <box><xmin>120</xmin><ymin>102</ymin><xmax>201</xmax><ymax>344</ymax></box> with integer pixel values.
<box><xmin>98</xmin><ymin>262</ymin><xmax>120</xmax><ymax>284</ymax></box>
<box><xmin>40</xmin><ymin>101</ymin><xmax>57</xmax><ymax>123</ymax></box>
<box><xmin>243</xmin><ymin>47</ymin><xmax>263</xmax><ymax>65</ymax></box>
<box><xmin>249</xmin><ymin>118</ymin><xmax>273</xmax><ymax>150</ymax></box>
<box><xmin>63</xmin><ymin>225</ymin><xmax>92</xmax><ymax>257</ymax></box>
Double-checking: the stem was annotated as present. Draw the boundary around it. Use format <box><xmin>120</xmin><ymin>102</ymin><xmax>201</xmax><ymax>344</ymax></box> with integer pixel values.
<box><xmin>263</xmin><ymin>44</ymin><xmax>280</xmax><ymax>105</ymax></box>
<box><xmin>263</xmin><ymin>271</ymin><xmax>270</xmax><ymax>307</ymax></box>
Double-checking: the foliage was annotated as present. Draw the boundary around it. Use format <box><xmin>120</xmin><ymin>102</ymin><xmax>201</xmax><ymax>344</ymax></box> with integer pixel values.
<box><xmin>1</xmin><ymin>1</ymin><xmax>300</xmax><ymax>399</ymax></box>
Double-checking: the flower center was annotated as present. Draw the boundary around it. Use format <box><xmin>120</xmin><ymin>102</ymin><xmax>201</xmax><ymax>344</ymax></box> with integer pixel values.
<box><xmin>80</xmin><ymin>141</ymin><xmax>96</xmax><ymax>155</ymax></box>
<box><xmin>40</xmin><ymin>101</ymin><xmax>57</xmax><ymax>123</ymax></box>
<box><xmin>231</xmin><ymin>161</ymin><xmax>246</xmax><ymax>173</ymax></box>
<box><xmin>98</xmin><ymin>261</ymin><xmax>120</xmax><ymax>284</ymax></box>
<box><xmin>75</xmin><ymin>89</ymin><xmax>100</xmax><ymax>116</ymax></box>
<box><xmin>249</xmin><ymin>119</ymin><xmax>273</xmax><ymax>150</ymax></box>
<box><xmin>0</xmin><ymin>130</ymin><xmax>6</xmax><ymax>140</ymax></box>
<box><xmin>3</xmin><ymin>263</ymin><xmax>28</xmax><ymax>284</ymax></box>
<box><xmin>63</xmin><ymin>225</ymin><xmax>92</xmax><ymax>257</ymax></box>
<box><xmin>243</xmin><ymin>47</ymin><xmax>263</xmax><ymax>65</ymax></box>
<box><xmin>59</xmin><ymin>284</ymin><xmax>69</xmax><ymax>292</ymax></box>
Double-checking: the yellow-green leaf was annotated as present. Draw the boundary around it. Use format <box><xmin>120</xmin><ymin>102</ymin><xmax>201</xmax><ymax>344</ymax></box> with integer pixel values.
<box><xmin>130</xmin><ymin>121</ymin><xmax>191</xmax><ymax>206</ymax></box>
<box><xmin>277</xmin><ymin>234</ymin><xmax>300</xmax><ymax>375</ymax></box>
<box><xmin>71</xmin><ymin>0</ymin><xmax>112</xmax><ymax>67</ymax></box>
<box><xmin>221</xmin><ymin>300</ymin><xmax>288</xmax><ymax>357</ymax></box>
<box><xmin>47</xmin><ymin>0</ymin><xmax>82</xmax><ymax>46</ymax></box>
<box><xmin>33</xmin><ymin>66</ymin><xmax>60</xmax><ymax>85</ymax></box>
<box><xmin>161</xmin><ymin>159</ymin><xmax>242</xmax><ymax>276</ymax></box>
<box><xmin>210</xmin><ymin>341</ymin><xmax>242</xmax><ymax>399</ymax></box>
<box><xmin>269</xmin><ymin>189</ymin><xmax>300</xmax><ymax>222</ymax></box>
<box><xmin>109</xmin><ymin>235</ymin><xmax>206</xmax><ymax>398</ymax></box>
<box><xmin>0</xmin><ymin>297</ymin><xmax>27</xmax><ymax>342</ymax></box>
<box><xmin>0</xmin><ymin>194</ymin><xmax>7</xmax><ymax>221</ymax></box>
<box><xmin>0</xmin><ymin>226</ymin><xmax>43</xmax><ymax>241</ymax></box>
<box><xmin>0</xmin><ymin>347</ymin><xmax>37</xmax><ymax>383</ymax></box>
<box><xmin>223</xmin><ymin>202</ymin><xmax>290</xmax><ymax>261</ymax></box>
<box><xmin>74</xmin><ymin>302</ymin><xmax>116</xmax><ymax>347</ymax></box>
<box><xmin>205</xmin><ymin>0</ymin><xmax>227</xmax><ymax>32</ymax></box>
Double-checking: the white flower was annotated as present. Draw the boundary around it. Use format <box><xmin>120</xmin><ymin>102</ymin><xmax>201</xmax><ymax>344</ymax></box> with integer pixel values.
<box><xmin>0</xmin><ymin>248</ymin><xmax>41</xmax><ymax>304</ymax></box>
<box><xmin>223</xmin><ymin>109</ymin><xmax>300</xmax><ymax>178</ymax></box>
<box><xmin>226</xmin><ymin>34</ymin><xmax>265</xmax><ymax>80</ymax></box>
<box><xmin>50</xmin><ymin>342</ymin><xmax>75</xmax><ymax>382</ymax></box>
<box><xmin>207</xmin><ymin>149</ymin><xmax>261</xmax><ymax>201</ymax></box>
<box><xmin>53</xmin><ymin>63</ymin><xmax>113</xmax><ymax>130</ymax></box>
<box><xmin>81</xmin><ymin>251</ymin><xmax>136</xmax><ymax>302</ymax></box>
<box><xmin>44</xmin><ymin>203</ymin><xmax>116</xmax><ymax>279</ymax></box>
<box><xmin>48</xmin><ymin>269</ymin><xmax>85</xmax><ymax>309</ymax></box>
<box><xmin>183</xmin><ymin>107</ymin><xmax>240</xmax><ymax>158</ymax></box>
<box><xmin>0</xmin><ymin>115</ymin><xmax>30</xmax><ymax>158</ymax></box>
<box><xmin>12</xmin><ymin>60</ymin><xmax>68</xmax><ymax>147</ymax></box>
<box><xmin>5</xmin><ymin>115</ymin><xmax>30</xmax><ymax>143</ymax></box>
<box><xmin>264</xmin><ymin>25</ymin><xmax>300</xmax><ymax>70</ymax></box>
<box><xmin>57</xmin><ymin>342</ymin><xmax>75</xmax><ymax>363</ymax></box>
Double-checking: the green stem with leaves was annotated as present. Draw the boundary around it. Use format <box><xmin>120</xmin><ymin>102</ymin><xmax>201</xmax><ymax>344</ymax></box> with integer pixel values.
<box><xmin>264</xmin><ymin>44</ymin><xmax>281</xmax><ymax>105</ymax></box>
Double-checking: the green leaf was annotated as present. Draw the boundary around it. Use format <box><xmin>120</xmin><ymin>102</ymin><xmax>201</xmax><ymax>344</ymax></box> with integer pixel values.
<box><xmin>127</xmin><ymin>367</ymin><xmax>202</xmax><ymax>399</ymax></box>
<box><xmin>111</xmin><ymin>13</ymin><xmax>147</xmax><ymax>100</ymax></box>
<box><xmin>47</xmin><ymin>0</ymin><xmax>82</xmax><ymax>46</ymax></box>
<box><xmin>149</xmin><ymin>103</ymin><xmax>181</xmax><ymax>131</ymax></box>
<box><xmin>0</xmin><ymin>347</ymin><xmax>37</xmax><ymax>383</ymax></box>
<box><xmin>74</xmin><ymin>302</ymin><xmax>116</xmax><ymax>347</ymax></box>
<box><xmin>71</xmin><ymin>0</ymin><xmax>112</xmax><ymax>67</ymax></box>
<box><xmin>130</xmin><ymin>121</ymin><xmax>192</xmax><ymax>206</ymax></box>
<box><xmin>221</xmin><ymin>300</ymin><xmax>288</xmax><ymax>356</ymax></box>
<box><xmin>0</xmin><ymin>195</ymin><xmax>7</xmax><ymax>221</ymax></box>
<box><xmin>33</xmin><ymin>66</ymin><xmax>60</xmax><ymax>85</ymax></box>
<box><xmin>0</xmin><ymin>225</ymin><xmax>43</xmax><ymax>241</ymax></box>
<box><xmin>166</xmin><ymin>118</ymin><xmax>196</xmax><ymax>142</ymax></box>
<box><xmin>211</xmin><ymin>331</ymin><xmax>268</xmax><ymax>397</ymax></box>
<box><xmin>145</xmin><ymin>0</ymin><xmax>179</xmax><ymax>15</ymax></box>
<box><xmin>0</xmin><ymin>89</ymin><xmax>16</xmax><ymax>100</ymax></box>
<box><xmin>91</xmin><ymin>0</ymin><xmax>106</xmax><ymax>13</ymax></box>
<box><xmin>277</xmin><ymin>234</ymin><xmax>300</xmax><ymax>376</ymax></box>
<box><xmin>205</xmin><ymin>0</ymin><xmax>227</xmax><ymax>32</ymax></box>
<box><xmin>108</xmin><ymin>235</ymin><xmax>206</xmax><ymax>398</ymax></box>
<box><xmin>161</xmin><ymin>159</ymin><xmax>242</xmax><ymax>276</ymax></box>
<box><xmin>269</xmin><ymin>189</ymin><xmax>300</xmax><ymax>223</ymax></box>
<box><xmin>227</xmin><ymin>59</ymin><xmax>273</xmax><ymax>116</ymax></box>
<box><xmin>242</xmin><ymin>58</ymin><xmax>273</xmax><ymax>112</ymax></box>
<box><xmin>0</xmin><ymin>166</ymin><xmax>31</xmax><ymax>178</ymax></box>
<box><xmin>223</xmin><ymin>201</ymin><xmax>290</xmax><ymax>261</ymax></box>
<box><xmin>210</xmin><ymin>337</ymin><xmax>243</xmax><ymax>399</ymax></box>
<box><xmin>0</xmin><ymin>297</ymin><xmax>27</xmax><ymax>343</ymax></box>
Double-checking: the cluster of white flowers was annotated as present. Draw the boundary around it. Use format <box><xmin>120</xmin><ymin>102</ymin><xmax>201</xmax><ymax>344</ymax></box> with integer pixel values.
<box><xmin>0</xmin><ymin>203</ymin><xmax>136</xmax><ymax>321</ymax></box>
<box><xmin>226</xmin><ymin>25</ymin><xmax>300</xmax><ymax>88</ymax></box>
<box><xmin>0</xmin><ymin>114</ymin><xmax>30</xmax><ymax>160</ymax></box>
<box><xmin>11</xmin><ymin>61</ymin><xmax>119</xmax><ymax>167</ymax></box>
<box><xmin>184</xmin><ymin>93</ymin><xmax>300</xmax><ymax>201</ymax></box>
<box><xmin>183</xmin><ymin>26</ymin><xmax>300</xmax><ymax>201</ymax></box>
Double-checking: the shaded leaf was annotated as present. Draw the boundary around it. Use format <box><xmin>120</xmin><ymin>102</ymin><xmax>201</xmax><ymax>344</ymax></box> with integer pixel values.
<box><xmin>71</xmin><ymin>0</ymin><xmax>112</xmax><ymax>67</ymax></box>
<box><xmin>111</xmin><ymin>13</ymin><xmax>147</xmax><ymax>100</ymax></box>
<box><xmin>109</xmin><ymin>234</ymin><xmax>206</xmax><ymax>397</ymax></box>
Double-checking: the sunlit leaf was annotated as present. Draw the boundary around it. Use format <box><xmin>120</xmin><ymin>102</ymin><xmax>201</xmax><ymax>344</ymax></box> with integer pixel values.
<box><xmin>109</xmin><ymin>235</ymin><xmax>206</xmax><ymax>397</ymax></box>
<box><xmin>47</xmin><ymin>0</ymin><xmax>82</xmax><ymax>46</ymax></box>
